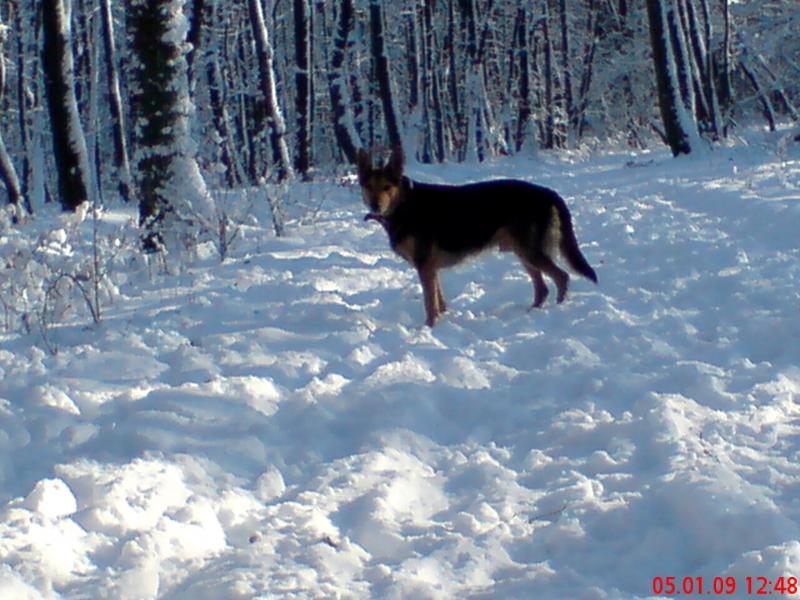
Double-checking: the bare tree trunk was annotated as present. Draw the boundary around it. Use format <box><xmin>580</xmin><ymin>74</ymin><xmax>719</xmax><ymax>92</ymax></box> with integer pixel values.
<box><xmin>204</xmin><ymin>1</ymin><xmax>244</xmax><ymax>187</ymax></box>
<box><xmin>576</xmin><ymin>0</ymin><xmax>599</xmax><ymax>140</ymax></box>
<box><xmin>370</xmin><ymin>0</ymin><xmax>402</xmax><ymax>150</ymax></box>
<box><xmin>419</xmin><ymin>0</ymin><xmax>445</xmax><ymax>162</ymax></box>
<box><xmin>187</xmin><ymin>0</ymin><xmax>205</xmax><ymax>91</ymax></box>
<box><xmin>754</xmin><ymin>54</ymin><xmax>799</xmax><ymax>122</ymax></box>
<box><xmin>447</xmin><ymin>0</ymin><xmax>463</xmax><ymax>159</ymax></box>
<box><xmin>294</xmin><ymin>0</ymin><xmax>312</xmax><ymax>178</ymax></box>
<box><xmin>42</xmin><ymin>0</ymin><xmax>91</xmax><ymax>211</ymax></box>
<box><xmin>248</xmin><ymin>0</ymin><xmax>294</xmax><ymax>181</ymax></box>
<box><xmin>740</xmin><ymin>57</ymin><xmax>776</xmax><ymax>132</ymax></box>
<box><xmin>665</xmin><ymin>0</ymin><xmax>696</xmax><ymax>126</ymax></box>
<box><xmin>542</xmin><ymin>0</ymin><xmax>556</xmax><ymax>149</ymax></box>
<box><xmin>646</xmin><ymin>0</ymin><xmax>694</xmax><ymax>155</ymax></box>
<box><xmin>406</xmin><ymin>13</ymin><xmax>419</xmax><ymax>116</ymax></box>
<box><xmin>558</xmin><ymin>0</ymin><xmax>574</xmax><ymax>141</ymax></box>
<box><xmin>0</xmin><ymin>136</ymin><xmax>22</xmax><ymax>210</ymax></box>
<box><xmin>679</xmin><ymin>0</ymin><xmax>720</xmax><ymax>138</ymax></box>
<box><xmin>0</xmin><ymin>12</ymin><xmax>24</xmax><ymax>210</ymax></box>
<box><xmin>695</xmin><ymin>0</ymin><xmax>722</xmax><ymax>136</ymax></box>
<box><xmin>515</xmin><ymin>5</ymin><xmax>534</xmax><ymax>152</ymax></box>
<box><xmin>129</xmin><ymin>0</ymin><xmax>214</xmax><ymax>252</ymax></box>
<box><xmin>719</xmin><ymin>0</ymin><xmax>733</xmax><ymax>132</ymax></box>
<box><xmin>100</xmin><ymin>0</ymin><xmax>132</xmax><ymax>202</ymax></box>
<box><xmin>13</xmin><ymin>1</ymin><xmax>35</xmax><ymax>213</ymax></box>
<box><xmin>459</xmin><ymin>0</ymin><xmax>488</xmax><ymax>160</ymax></box>
<box><xmin>327</xmin><ymin>0</ymin><xmax>360</xmax><ymax>163</ymax></box>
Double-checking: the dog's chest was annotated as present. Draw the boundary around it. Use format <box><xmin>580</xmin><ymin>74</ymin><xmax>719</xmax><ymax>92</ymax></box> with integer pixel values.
<box><xmin>391</xmin><ymin>235</ymin><xmax>417</xmax><ymax>264</ymax></box>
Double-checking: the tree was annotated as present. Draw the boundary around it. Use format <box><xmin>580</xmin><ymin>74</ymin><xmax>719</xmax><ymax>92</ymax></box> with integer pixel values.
<box><xmin>327</xmin><ymin>0</ymin><xmax>360</xmax><ymax>164</ymax></box>
<box><xmin>129</xmin><ymin>0</ymin><xmax>214</xmax><ymax>252</ymax></box>
<box><xmin>541</xmin><ymin>0</ymin><xmax>557</xmax><ymax>149</ymax></box>
<box><xmin>718</xmin><ymin>0</ymin><xmax>733</xmax><ymax>131</ymax></box>
<box><xmin>558</xmin><ymin>0</ymin><xmax>575</xmax><ymax>141</ymax></box>
<box><xmin>100</xmin><ymin>0</ymin><xmax>132</xmax><ymax>202</ymax></box>
<box><xmin>419</xmin><ymin>0</ymin><xmax>445</xmax><ymax>162</ymax></box>
<box><xmin>646</xmin><ymin>0</ymin><xmax>695</xmax><ymax>156</ymax></box>
<box><xmin>0</xmin><ymin>14</ymin><xmax>24</xmax><ymax>211</ymax></box>
<box><xmin>684</xmin><ymin>0</ymin><xmax>722</xmax><ymax>137</ymax></box>
<box><xmin>41</xmin><ymin>0</ymin><xmax>92</xmax><ymax>211</ymax></box>
<box><xmin>294</xmin><ymin>0</ymin><xmax>312</xmax><ymax>178</ymax></box>
<box><xmin>248</xmin><ymin>0</ymin><xmax>294</xmax><ymax>181</ymax></box>
<box><xmin>370</xmin><ymin>0</ymin><xmax>402</xmax><ymax>151</ymax></box>
<box><xmin>513</xmin><ymin>4</ymin><xmax>535</xmax><ymax>152</ymax></box>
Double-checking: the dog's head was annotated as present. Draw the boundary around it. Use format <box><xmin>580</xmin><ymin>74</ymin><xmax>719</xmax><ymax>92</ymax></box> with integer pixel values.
<box><xmin>356</xmin><ymin>146</ymin><xmax>404</xmax><ymax>216</ymax></box>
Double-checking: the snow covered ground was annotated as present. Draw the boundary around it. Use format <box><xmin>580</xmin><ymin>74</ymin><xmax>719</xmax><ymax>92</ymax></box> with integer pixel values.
<box><xmin>1</xmin><ymin>134</ymin><xmax>799</xmax><ymax>599</ymax></box>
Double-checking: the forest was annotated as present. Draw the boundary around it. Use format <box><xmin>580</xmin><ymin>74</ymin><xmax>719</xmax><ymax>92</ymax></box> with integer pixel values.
<box><xmin>0</xmin><ymin>0</ymin><xmax>798</xmax><ymax>244</ymax></box>
<box><xmin>0</xmin><ymin>0</ymin><xmax>800</xmax><ymax>252</ymax></box>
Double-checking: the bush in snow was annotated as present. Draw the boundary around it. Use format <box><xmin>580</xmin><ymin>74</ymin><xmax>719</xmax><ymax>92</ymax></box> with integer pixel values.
<box><xmin>0</xmin><ymin>203</ymin><xmax>137</xmax><ymax>353</ymax></box>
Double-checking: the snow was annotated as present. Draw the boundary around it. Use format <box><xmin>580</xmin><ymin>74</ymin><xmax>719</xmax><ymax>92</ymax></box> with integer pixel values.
<box><xmin>1</xmin><ymin>134</ymin><xmax>800</xmax><ymax>598</ymax></box>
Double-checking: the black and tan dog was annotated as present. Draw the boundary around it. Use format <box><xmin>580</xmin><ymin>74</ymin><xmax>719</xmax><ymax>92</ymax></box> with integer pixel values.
<box><xmin>357</xmin><ymin>147</ymin><xmax>597</xmax><ymax>326</ymax></box>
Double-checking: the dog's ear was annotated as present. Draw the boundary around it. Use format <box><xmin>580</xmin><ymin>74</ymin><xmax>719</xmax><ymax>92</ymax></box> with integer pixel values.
<box><xmin>356</xmin><ymin>149</ymin><xmax>372</xmax><ymax>180</ymax></box>
<box><xmin>387</xmin><ymin>145</ymin><xmax>404</xmax><ymax>181</ymax></box>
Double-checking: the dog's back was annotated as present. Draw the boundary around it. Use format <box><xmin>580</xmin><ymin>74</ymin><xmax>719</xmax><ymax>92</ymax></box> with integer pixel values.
<box><xmin>391</xmin><ymin>179</ymin><xmax>596</xmax><ymax>281</ymax></box>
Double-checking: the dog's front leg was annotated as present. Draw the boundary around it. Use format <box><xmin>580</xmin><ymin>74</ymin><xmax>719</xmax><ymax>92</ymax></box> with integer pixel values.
<box><xmin>417</xmin><ymin>263</ymin><xmax>440</xmax><ymax>327</ymax></box>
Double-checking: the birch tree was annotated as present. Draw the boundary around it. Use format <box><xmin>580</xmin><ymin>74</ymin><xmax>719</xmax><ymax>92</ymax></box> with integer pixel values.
<box><xmin>248</xmin><ymin>0</ymin><xmax>294</xmax><ymax>181</ymax></box>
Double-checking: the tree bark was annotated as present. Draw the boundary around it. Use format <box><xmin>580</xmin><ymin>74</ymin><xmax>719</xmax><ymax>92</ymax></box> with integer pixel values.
<box><xmin>248</xmin><ymin>0</ymin><xmax>294</xmax><ymax>181</ymax></box>
<box><xmin>419</xmin><ymin>0</ymin><xmax>445</xmax><ymax>162</ymax></box>
<box><xmin>327</xmin><ymin>0</ymin><xmax>360</xmax><ymax>163</ymax></box>
<box><xmin>718</xmin><ymin>0</ymin><xmax>733</xmax><ymax>131</ymax></box>
<box><xmin>575</xmin><ymin>0</ymin><xmax>599</xmax><ymax>140</ymax></box>
<box><xmin>129</xmin><ymin>0</ymin><xmax>213</xmax><ymax>252</ymax></box>
<box><xmin>203</xmin><ymin>1</ymin><xmax>245</xmax><ymax>187</ymax></box>
<box><xmin>646</xmin><ymin>0</ymin><xmax>693</xmax><ymax>156</ymax></box>
<box><xmin>0</xmin><ymin>12</ymin><xmax>24</xmax><ymax>210</ymax></box>
<box><xmin>559</xmin><ymin>0</ymin><xmax>574</xmax><ymax>140</ymax></box>
<box><xmin>100</xmin><ymin>0</ymin><xmax>132</xmax><ymax>202</ymax></box>
<box><xmin>740</xmin><ymin>57</ymin><xmax>776</xmax><ymax>132</ymax></box>
<box><xmin>42</xmin><ymin>0</ymin><xmax>91</xmax><ymax>211</ymax></box>
<box><xmin>370</xmin><ymin>0</ymin><xmax>402</xmax><ymax>150</ymax></box>
<box><xmin>294</xmin><ymin>0</ymin><xmax>312</xmax><ymax>178</ymax></box>
<box><xmin>542</xmin><ymin>0</ymin><xmax>556</xmax><ymax>149</ymax></box>
<box><xmin>515</xmin><ymin>6</ymin><xmax>534</xmax><ymax>152</ymax></box>
<box><xmin>187</xmin><ymin>0</ymin><xmax>205</xmax><ymax>91</ymax></box>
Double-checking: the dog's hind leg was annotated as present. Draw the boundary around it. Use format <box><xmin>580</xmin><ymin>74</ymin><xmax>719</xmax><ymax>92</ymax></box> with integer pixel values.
<box><xmin>531</xmin><ymin>270</ymin><xmax>549</xmax><ymax>307</ymax></box>
<box><xmin>512</xmin><ymin>248</ymin><xmax>550</xmax><ymax>308</ymax></box>
<box><xmin>435</xmin><ymin>275</ymin><xmax>447</xmax><ymax>313</ymax></box>
<box><xmin>526</xmin><ymin>250</ymin><xmax>570</xmax><ymax>304</ymax></box>
<box><xmin>524</xmin><ymin>263</ymin><xmax>550</xmax><ymax>308</ymax></box>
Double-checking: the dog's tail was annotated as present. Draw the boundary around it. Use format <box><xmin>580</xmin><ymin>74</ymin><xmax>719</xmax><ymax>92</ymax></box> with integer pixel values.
<box><xmin>553</xmin><ymin>196</ymin><xmax>598</xmax><ymax>284</ymax></box>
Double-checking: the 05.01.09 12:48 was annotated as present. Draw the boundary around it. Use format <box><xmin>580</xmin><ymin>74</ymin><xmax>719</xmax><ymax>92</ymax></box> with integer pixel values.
<box><xmin>652</xmin><ymin>575</ymin><xmax>798</xmax><ymax>596</ymax></box>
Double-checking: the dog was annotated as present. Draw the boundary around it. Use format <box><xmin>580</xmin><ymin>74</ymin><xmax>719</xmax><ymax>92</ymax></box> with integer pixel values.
<box><xmin>357</xmin><ymin>146</ymin><xmax>597</xmax><ymax>326</ymax></box>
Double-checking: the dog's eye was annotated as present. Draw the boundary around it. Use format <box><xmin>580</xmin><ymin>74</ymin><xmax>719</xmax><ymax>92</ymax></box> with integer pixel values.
<box><xmin>382</xmin><ymin>185</ymin><xmax>392</xmax><ymax>192</ymax></box>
